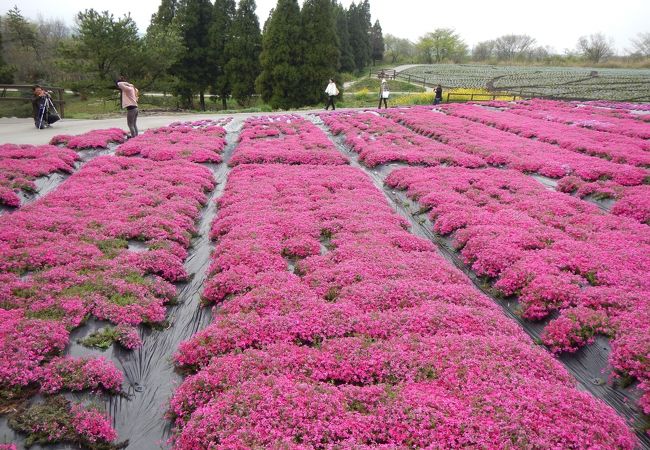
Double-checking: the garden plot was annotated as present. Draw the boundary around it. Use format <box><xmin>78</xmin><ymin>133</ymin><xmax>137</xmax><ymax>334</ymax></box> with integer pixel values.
<box><xmin>0</xmin><ymin>144</ymin><xmax>78</xmax><ymax>210</ymax></box>
<box><xmin>384</xmin><ymin>106</ymin><xmax>650</xmax><ymax>224</ymax></box>
<box><xmin>0</xmin><ymin>120</ymin><xmax>231</xmax><ymax>449</ymax></box>
<box><xmin>484</xmin><ymin>98</ymin><xmax>650</xmax><ymax>139</ymax></box>
<box><xmin>229</xmin><ymin>114</ymin><xmax>347</xmax><ymax>166</ymax></box>
<box><xmin>115</xmin><ymin>119</ymin><xmax>230</xmax><ymax>163</ymax></box>
<box><xmin>444</xmin><ymin>103</ymin><xmax>650</xmax><ymax>165</ymax></box>
<box><xmin>168</xmin><ymin>115</ymin><xmax>635</xmax><ymax>448</ymax></box>
<box><xmin>1</xmin><ymin>109</ymin><xmax>648</xmax><ymax>449</ymax></box>
<box><xmin>401</xmin><ymin>64</ymin><xmax>650</xmax><ymax>100</ymax></box>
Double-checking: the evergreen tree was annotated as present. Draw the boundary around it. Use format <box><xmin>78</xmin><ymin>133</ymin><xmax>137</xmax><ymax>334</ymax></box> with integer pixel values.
<box><xmin>208</xmin><ymin>0</ymin><xmax>236</xmax><ymax>109</ymax></box>
<box><xmin>0</xmin><ymin>19</ymin><xmax>15</xmax><ymax>83</ymax></box>
<box><xmin>347</xmin><ymin>0</ymin><xmax>371</xmax><ymax>72</ymax></box>
<box><xmin>256</xmin><ymin>0</ymin><xmax>303</xmax><ymax>109</ymax></box>
<box><xmin>172</xmin><ymin>0</ymin><xmax>213</xmax><ymax>110</ymax></box>
<box><xmin>301</xmin><ymin>0</ymin><xmax>340</xmax><ymax>105</ymax></box>
<box><xmin>225</xmin><ymin>0</ymin><xmax>261</xmax><ymax>106</ymax></box>
<box><xmin>149</xmin><ymin>0</ymin><xmax>178</xmax><ymax>29</ymax></box>
<box><xmin>370</xmin><ymin>19</ymin><xmax>384</xmax><ymax>65</ymax></box>
<box><xmin>333</xmin><ymin>2</ymin><xmax>354</xmax><ymax>73</ymax></box>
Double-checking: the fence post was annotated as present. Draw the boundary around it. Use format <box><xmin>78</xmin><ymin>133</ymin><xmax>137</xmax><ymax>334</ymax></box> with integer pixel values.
<box><xmin>57</xmin><ymin>88</ymin><xmax>65</xmax><ymax>118</ymax></box>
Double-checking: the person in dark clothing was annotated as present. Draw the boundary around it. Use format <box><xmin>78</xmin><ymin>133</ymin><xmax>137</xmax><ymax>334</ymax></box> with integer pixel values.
<box><xmin>31</xmin><ymin>85</ymin><xmax>51</xmax><ymax>129</ymax></box>
<box><xmin>434</xmin><ymin>84</ymin><xmax>443</xmax><ymax>105</ymax></box>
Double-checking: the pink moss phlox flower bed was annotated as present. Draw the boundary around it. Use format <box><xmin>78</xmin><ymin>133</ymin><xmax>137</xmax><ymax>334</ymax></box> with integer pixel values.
<box><xmin>0</xmin><ymin>144</ymin><xmax>78</xmax><ymax>207</ymax></box>
<box><xmin>229</xmin><ymin>115</ymin><xmax>348</xmax><ymax>166</ymax></box>
<box><xmin>584</xmin><ymin>100</ymin><xmax>650</xmax><ymax>113</ymax></box>
<box><xmin>443</xmin><ymin>103</ymin><xmax>650</xmax><ymax>165</ymax></box>
<box><xmin>320</xmin><ymin>110</ymin><xmax>486</xmax><ymax>168</ymax></box>
<box><xmin>168</xmin><ymin>162</ymin><xmax>636</xmax><ymax>448</ymax></box>
<box><xmin>0</xmin><ymin>155</ymin><xmax>215</xmax><ymax>444</ymax></box>
<box><xmin>36</xmin><ymin>356</ymin><xmax>123</xmax><ymax>394</ymax></box>
<box><xmin>383</xmin><ymin>106</ymin><xmax>647</xmax><ymax>186</ymax></box>
<box><xmin>50</xmin><ymin>128</ymin><xmax>128</xmax><ymax>150</ymax></box>
<box><xmin>116</xmin><ymin>123</ymin><xmax>227</xmax><ymax>163</ymax></box>
<box><xmin>483</xmin><ymin>98</ymin><xmax>650</xmax><ymax>139</ymax></box>
<box><xmin>385</xmin><ymin>165</ymin><xmax>650</xmax><ymax>413</ymax></box>
<box><xmin>166</xmin><ymin>118</ymin><xmax>232</xmax><ymax>130</ymax></box>
<box><xmin>8</xmin><ymin>396</ymin><xmax>119</xmax><ymax>448</ymax></box>
<box><xmin>558</xmin><ymin>177</ymin><xmax>650</xmax><ymax>224</ymax></box>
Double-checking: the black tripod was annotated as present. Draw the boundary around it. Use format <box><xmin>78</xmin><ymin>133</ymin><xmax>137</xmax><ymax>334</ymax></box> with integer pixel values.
<box><xmin>36</xmin><ymin>95</ymin><xmax>60</xmax><ymax>129</ymax></box>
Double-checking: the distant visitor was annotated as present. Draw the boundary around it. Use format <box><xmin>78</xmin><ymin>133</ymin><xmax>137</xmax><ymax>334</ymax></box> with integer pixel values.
<box><xmin>31</xmin><ymin>85</ymin><xmax>60</xmax><ymax>129</ymax></box>
<box><xmin>434</xmin><ymin>84</ymin><xmax>443</xmax><ymax>105</ymax></box>
<box><xmin>378</xmin><ymin>78</ymin><xmax>389</xmax><ymax>109</ymax></box>
<box><xmin>324</xmin><ymin>78</ymin><xmax>339</xmax><ymax>110</ymax></box>
<box><xmin>116</xmin><ymin>76</ymin><xmax>139</xmax><ymax>138</ymax></box>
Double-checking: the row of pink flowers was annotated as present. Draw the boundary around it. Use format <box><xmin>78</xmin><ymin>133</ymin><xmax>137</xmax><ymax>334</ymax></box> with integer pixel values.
<box><xmin>229</xmin><ymin>115</ymin><xmax>348</xmax><ymax>166</ymax></box>
<box><xmin>168</xmin><ymin>116</ymin><xmax>635</xmax><ymax>447</ymax></box>
<box><xmin>50</xmin><ymin>128</ymin><xmax>128</xmax><ymax>149</ymax></box>
<box><xmin>385</xmin><ymin>165</ymin><xmax>650</xmax><ymax>414</ymax></box>
<box><xmin>443</xmin><ymin>103</ymin><xmax>650</xmax><ymax>166</ymax></box>
<box><xmin>557</xmin><ymin>176</ymin><xmax>650</xmax><ymax>224</ymax></box>
<box><xmin>483</xmin><ymin>98</ymin><xmax>650</xmax><ymax>139</ymax></box>
<box><xmin>583</xmin><ymin>100</ymin><xmax>650</xmax><ymax>114</ymax></box>
<box><xmin>320</xmin><ymin>111</ymin><xmax>485</xmax><ymax>168</ymax></box>
<box><xmin>1</xmin><ymin>155</ymin><xmax>216</xmax><ymax>446</ymax></box>
<box><xmin>383</xmin><ymin>106</ymin><xmax>647</xmax><ymax>185</ymax></box>
<box><xmin>116</xmin><ymin>120</ymin><xmax>228</xmax><ymax>162</ymax></box>
<box><xmin>0</xmin><ymin>144</ymin><xmax>78</xmax><ymax>207</ymax></box>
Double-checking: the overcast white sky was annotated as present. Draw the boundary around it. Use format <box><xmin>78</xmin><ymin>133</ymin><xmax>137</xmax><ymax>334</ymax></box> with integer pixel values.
<box><xmin>2</xmin><ymin>0</ymin><xmax>649</xmax><ymax>53</ymax></box>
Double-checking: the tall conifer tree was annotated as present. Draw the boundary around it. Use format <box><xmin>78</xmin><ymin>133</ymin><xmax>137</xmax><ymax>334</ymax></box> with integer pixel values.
<box><xmin>347</xmin><ymin>0</ymin><xmax>372</xmax><ymax>72</ymax></box>
<box><xmin>300</xmin><ymin>0</ymin><xmax>340</xmax><ymax>105</ymax></box>
<box><xmin>0</xmin><ymin>20</ymin><xmax>14</xmax><ymax>83</ymax></box>
<box><xmin>225</xmin><ymin>0</ymin><xmax>261</xmax><ymax>105</ymax></box>
<box><xmin>208</xmin><ymin>0</ymin><xmax>236</xmax><ymax>109</ymax></box>
<box><xmin>370</xmin><ymin>19</ymin><xmax>384</xmax><ymax>65</ymax></box>
<box><xmin>256</xmin><ymin>0</ymin><xmax>303</xmax><ymax>109</ymax></box>
<box><xmin>333</xmin><ymin>1</ymin><xmax>355</xmax><ymax>73</ymax></box>
<box><xmin>172</xmin><ymin>0</ymin><xmax>212</xmax><ymax>110</ymax></box>
<box><xmin>149</xmin><ymin>0</ymin><xmax>178</xmax><ymax>29</ymax></box>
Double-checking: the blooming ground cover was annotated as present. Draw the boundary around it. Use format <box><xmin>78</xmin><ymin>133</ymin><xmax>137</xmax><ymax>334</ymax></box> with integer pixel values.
<box><xmin>50</xmin><ymin>128</ymin><xmax>128</xmax><ymax>150</ymax></box>
<box><xmin>444</xmin><ymin>103</ymin><xmax>650</xmax><ymax>165</ymax></box>
<box><xmin>320</xmin><ymin>111</ymin><xmax>485</xmax><ymax>168</ymax></box>
<box><xmin>229</xmin><ymin>115</ymin><xmax>348</xmax><ymax>166</ymax></box>
<box><xmin>385</xmin><ymin>165</ymin><xmax>649</xmax><ymax>364</ymax></box>
<box><xmin>383</xmin><ymin>106</ymin><xmax>650</xmax><ymax>224</ymax></box>
<box><xmin>0</xmin><ymin>155</ymin><xmax>215</xmax><ymax>447</ymax></box>
<box><xmin>166</xmin><ymin>115</ymin><xmax>637</xmax><ymax>449</ymax></box>
<box><xmin>483</xmin><ymin>98</ymin><xmax>650</xmax><ymax>139</ymax></box>
<box><xmin>0</xmin><ymin>144</ymin><xmax>78</xmax><ymax>208</ymax></box>
<box><xmin>115</xmin><ymin>119</ymin><xmax>229</xmax><ymax>162</ymax></box>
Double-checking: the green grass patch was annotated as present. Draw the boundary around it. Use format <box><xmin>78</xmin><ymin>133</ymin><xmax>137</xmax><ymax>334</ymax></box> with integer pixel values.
<box><xmin>346</xmin><ymin>77</ymin><xmax>426</xmax><ymax>93</ymax></box>
<box><xmin>79</xmin><ymin>327</ymin><xmax>120</xmax><ymax>350</ymax></box>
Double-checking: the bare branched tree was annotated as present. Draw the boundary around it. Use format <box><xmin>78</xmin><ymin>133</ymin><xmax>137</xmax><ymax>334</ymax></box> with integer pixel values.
<box><xmin>577</xmin><ymin>32</ymin><xmax>615</xmax><ymax>62</ymax></box>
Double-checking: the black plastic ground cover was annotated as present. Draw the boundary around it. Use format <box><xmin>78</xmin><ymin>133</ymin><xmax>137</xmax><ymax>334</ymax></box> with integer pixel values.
<box><xmin>0</xmin><ymin>124</ymin><xmax>242</xmax><ymax>449</ymax></box>
<box><xmin>312</xmin><ymin>114</ymin><xmax>650</xmax><ymax>449</ymax></box>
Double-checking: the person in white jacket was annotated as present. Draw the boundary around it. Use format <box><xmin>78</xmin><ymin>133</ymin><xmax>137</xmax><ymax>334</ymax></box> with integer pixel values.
<box><xmin>324</xmin><ymin>79</ymin><xmax>339</xmax><ymax>110</ymax></box>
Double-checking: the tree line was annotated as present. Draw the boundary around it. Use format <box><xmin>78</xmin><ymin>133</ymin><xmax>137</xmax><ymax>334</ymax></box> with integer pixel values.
<box><xmin>1</xmin><ymin>2</ymin><xmax>648</xmax><ymax>110</ymax></box>
<box><xmin>386</xmin><ymin>30</ymin><xmax>650</xmax><ymax>65</ymax></box>
<box><xmin>0</xmin><ymin>0</ymin><xmax>384</xmax><ymax>110</ymax></box>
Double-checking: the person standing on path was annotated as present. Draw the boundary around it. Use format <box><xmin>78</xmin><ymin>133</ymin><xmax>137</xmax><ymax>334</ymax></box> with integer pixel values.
<box><xmin>116</xmin><ymin>76</ymin><xmax>139</xmax><ymax>138</ymax></box>
<box><xmin>378</xmin><ymin>78</ymin><xmax>389</xmax><ymax>109</ymax></box>
<box><xmin>434</xmin><ymin>84</ymin><xmax>443</xmax><ymax>105</ymax></box>
<box><xmin>324</xmin><ymin>78</ymin><xmax>339</xmax><ymax>110</ymax></box>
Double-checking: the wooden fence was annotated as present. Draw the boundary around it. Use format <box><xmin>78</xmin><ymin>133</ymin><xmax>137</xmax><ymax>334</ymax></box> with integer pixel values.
<box><xmin>0</xmin><ymin>84</ymin><xmax>66</xmax><ymax>118</ymax></box>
